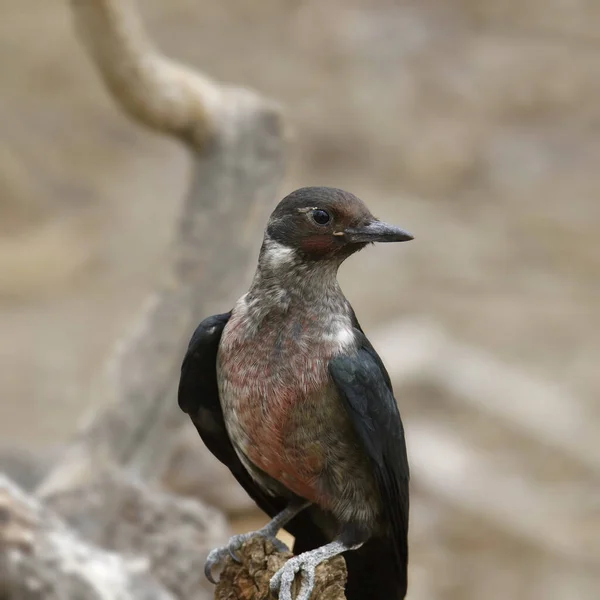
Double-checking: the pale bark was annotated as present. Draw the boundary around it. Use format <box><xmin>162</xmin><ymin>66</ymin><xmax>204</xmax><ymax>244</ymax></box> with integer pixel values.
<box><xmin>39</xmin><ymin>0</ymin><xmax>285</xmax><ymax>500</ymax></box>
<box><xmin>71</xmin><ymin>0</ymin><xmax>218</xmax><ymax>147</ymax></box>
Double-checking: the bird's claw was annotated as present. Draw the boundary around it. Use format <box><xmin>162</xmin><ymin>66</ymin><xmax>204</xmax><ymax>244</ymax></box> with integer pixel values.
<box><xmin>204</xmin><ymin>530</ymin><xmax>290</xmax><ymax>585</ymax></box>
<box><xmin>204</xmin><ymin>546</ymin><xmax>226</xmax><ymax>584</ymax></box>
<box><xmin>270</xmin><ymin>554</ymin><xmax>316</xmax><ymax>600</ymax></box>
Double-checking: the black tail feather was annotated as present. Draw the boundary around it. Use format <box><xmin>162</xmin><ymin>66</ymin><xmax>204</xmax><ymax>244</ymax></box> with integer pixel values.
<box><xmin>343</xmin><ymin>536</ymin><xmax>408</xmax><ymax>600</ymax></box>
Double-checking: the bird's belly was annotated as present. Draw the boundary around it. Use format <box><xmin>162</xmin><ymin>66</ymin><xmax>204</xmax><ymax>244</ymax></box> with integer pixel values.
<box><xmin>219</xmin><ymin>368</ymin><xmax>379</xmax><ymax>522</ymax></box>
<box><xmin>217</xmin><ymin>311</ymin><xmax>379</xmax><ymax>520</ymax></box>
<box><xmin>219</xmin><ymin>352</ymin><xmax>333</xmax><ymax>503</ymax></box>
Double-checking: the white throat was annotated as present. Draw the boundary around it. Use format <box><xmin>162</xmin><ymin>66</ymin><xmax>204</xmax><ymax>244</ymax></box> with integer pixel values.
<box><xmin>262</xmin><ymin>239</ymin><xmax>297</xmax><ymax>270</ymax></box>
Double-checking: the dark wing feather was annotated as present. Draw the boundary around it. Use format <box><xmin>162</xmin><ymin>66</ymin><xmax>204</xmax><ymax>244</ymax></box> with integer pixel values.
<box><xmin>329</xmin><ymin>329</ymin><xmax>409</xmax><ymax>594</ymax></box>
<box><xmin>348</xmin><ymin>308</ymin><xmax>394</xmax><ymax>391</ymax></box>
<box><xmin>178</xmin><ymin>312</ymin><xmax>327</xmax><ymax>551</ymax></box>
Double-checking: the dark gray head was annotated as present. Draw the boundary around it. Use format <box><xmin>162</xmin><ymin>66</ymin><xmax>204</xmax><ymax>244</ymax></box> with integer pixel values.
<box><xmin>264</xmin><ymin>187</ymin><xmax>413</xmax><ymax>263</ymax></box>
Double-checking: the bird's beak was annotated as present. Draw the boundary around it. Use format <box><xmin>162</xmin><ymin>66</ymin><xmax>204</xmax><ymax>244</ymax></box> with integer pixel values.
<box><xmin>343</xmin><ymin>220</ymin><xmax>414</xmax><ymax>244</ymax></box>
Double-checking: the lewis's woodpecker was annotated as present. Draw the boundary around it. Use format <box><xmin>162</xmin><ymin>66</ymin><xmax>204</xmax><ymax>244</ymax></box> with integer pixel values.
<box><xmin>178</xmin><ymin>187</ymin><xmax>412</xmax><ymax>600</ymax></box>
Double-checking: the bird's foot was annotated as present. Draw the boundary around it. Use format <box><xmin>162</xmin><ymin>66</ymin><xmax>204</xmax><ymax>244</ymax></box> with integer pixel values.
<box><xmin>204</xmin><ymin>526</ymin><xmax>290</xmax><ymax>584</ymax></box>
<box><xmin>269</xmin><ymin>540</ymin><xmax>360</xmax><ymax>600</ymax></box>
<box><xmin>270</xmin><ymin>553</ymin><xmax>317</xmax><ymax>600</ymax></box>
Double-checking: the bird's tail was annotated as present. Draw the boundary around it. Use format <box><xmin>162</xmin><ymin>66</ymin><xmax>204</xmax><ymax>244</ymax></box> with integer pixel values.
<box><xmin>343</xmin><ymin>535</ymin><xmax>408</xmax><ymax>600</ymax></box>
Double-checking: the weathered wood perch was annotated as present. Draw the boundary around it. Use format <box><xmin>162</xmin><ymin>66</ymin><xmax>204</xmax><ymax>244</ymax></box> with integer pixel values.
<box><xmin>214</xmin><ymin>538</ymin><xmax>347</xmax><ymax>600</ymax></box>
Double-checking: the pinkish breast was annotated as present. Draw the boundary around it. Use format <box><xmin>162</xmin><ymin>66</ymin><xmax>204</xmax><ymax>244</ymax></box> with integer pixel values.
<box><xmin>217</xmin><ymin>305</ymin><xmax>350</xmax><ymax>504</ymax></box>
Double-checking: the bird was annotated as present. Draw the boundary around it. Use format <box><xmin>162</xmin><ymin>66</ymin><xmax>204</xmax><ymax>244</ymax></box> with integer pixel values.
<box><xmin>178</xmin><ymin>186</ymin><xmax>412</xmax><ymax>600</ymax></box>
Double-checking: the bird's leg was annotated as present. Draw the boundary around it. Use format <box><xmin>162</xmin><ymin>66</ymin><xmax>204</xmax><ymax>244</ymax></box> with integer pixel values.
<box><xmin>270</xmin><ymin>539</ymin><xmax>363</xmax><ymax>600</ymax></box>
<box><xmin>204</xmin><ymin>500</ymin><xmax>310</xmax><ymax>584</ymax></box>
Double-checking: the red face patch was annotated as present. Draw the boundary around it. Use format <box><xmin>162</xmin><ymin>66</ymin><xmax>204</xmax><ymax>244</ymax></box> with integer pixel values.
<box><xmin>300</xmin><ymin>234</ymin><xmax>336</xmax><ymax>256</ymax></box>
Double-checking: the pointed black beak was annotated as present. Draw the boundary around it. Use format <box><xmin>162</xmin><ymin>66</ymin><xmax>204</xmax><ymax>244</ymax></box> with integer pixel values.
<box><xmin>344</xmin><ymin>220</ymin><xmax>414</xmax><ymax>244</ymax></box>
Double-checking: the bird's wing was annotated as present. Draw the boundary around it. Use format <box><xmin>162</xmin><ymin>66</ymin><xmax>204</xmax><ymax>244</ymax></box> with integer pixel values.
<box><xmin>328</xmin><ymin>329</ymin><xmax>409</xmax><ymax>577</ymax></box>
<box><xmin>178</xmin><ymin>312</ymin><xmax>234</xmax><ymax>467</ymax></box>
<box><xmin>178</xmin><ymin>312</ymin><xmax>284</xmax><ymax>512</ymax></box>
<box><xmin>178</xmin><ymin>312</ymin><xmax>328</xmax><ymax>550</ymax></box>
<box><xmin>348</xmin><ymin>307</ymin><xmax>394</xmax><ymax>390</ymax></box>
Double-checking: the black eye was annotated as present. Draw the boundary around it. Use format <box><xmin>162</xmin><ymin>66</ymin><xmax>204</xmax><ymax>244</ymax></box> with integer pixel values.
<box><xmin>312</xmin><ymin>209</ymin><xmax>330</xmax><ymax>225</ymax></box>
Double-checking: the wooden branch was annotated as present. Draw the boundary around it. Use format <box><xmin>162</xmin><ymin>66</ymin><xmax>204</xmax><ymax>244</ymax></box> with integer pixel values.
<box><xmin>38</xmin><ymin>1</ymin><xmax>285</xmax><ymax>499</ymax></box>
<box><xmin>70</xmin><ymin>0</ymin><xmax>220</xmax><ymax>147</ymax></box>
<box><xmin>214</xmin><ymin>537</ymin><xmax>347</xmax><ymax>600</ymax></box>
<box><xmin>0</xmin><ymin>474</ymin><xmax>175</xmax><ymax>600</ymax></box>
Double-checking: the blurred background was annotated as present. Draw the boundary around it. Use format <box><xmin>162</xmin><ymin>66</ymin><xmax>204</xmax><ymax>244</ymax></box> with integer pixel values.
<box><xmin>1</xmin><ymin>1</ymin><xmax>599</xmax><ymax>599</ymax></box>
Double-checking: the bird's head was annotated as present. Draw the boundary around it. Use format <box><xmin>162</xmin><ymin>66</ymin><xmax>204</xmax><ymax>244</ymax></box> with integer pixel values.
<box><xmin>262</xmin><ymin>186</ymin><xmax>413</xmax><ymax>266</ymax></box>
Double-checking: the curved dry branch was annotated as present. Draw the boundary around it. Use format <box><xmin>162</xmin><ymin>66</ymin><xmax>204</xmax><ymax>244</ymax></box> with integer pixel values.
<box><xmin>70</xmin><ymin>0</ymin><xmax>222</xmax><ymax>147</ymax></box>
<box><xmin>39</xmin><ymin>2</ymin><xmax>285</xmax><ymax>498</ymax></box>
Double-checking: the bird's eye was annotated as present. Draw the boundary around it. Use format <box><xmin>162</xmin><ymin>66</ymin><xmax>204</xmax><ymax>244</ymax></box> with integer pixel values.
<box><xmin>312</xmin><ymin>209</ymin><xmax>330</xmax><ymax>225</ymax></box>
